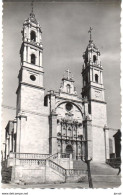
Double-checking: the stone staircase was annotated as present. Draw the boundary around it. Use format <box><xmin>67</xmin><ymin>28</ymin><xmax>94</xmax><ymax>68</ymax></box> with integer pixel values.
<box><xmin>46</xmin><ymin>153</ymin><xmax>88</xmax><ymax>183</ymax></box>
<box><xmin>1</xmin><ymin>161</ymin><xmax>12</xmax><ymax>183</ymax></box>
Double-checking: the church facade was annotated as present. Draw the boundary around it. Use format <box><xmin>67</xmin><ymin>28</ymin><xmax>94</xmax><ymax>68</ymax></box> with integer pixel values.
<box><xmin>3</xmin><ymin>10</ymin><xmax>120</xmax><ymax>184</ymax></box>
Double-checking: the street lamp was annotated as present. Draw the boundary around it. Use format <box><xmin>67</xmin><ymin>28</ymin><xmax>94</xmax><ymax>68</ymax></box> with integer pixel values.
<box><xmin>82</xmin><ymin>137</ymin><xmax>93</xmax><ymax>188</ymax></box>
<box><xmin>83</xmin><ymin>156</ymin><xmax>93</xmax><ymax>188</ymax></box>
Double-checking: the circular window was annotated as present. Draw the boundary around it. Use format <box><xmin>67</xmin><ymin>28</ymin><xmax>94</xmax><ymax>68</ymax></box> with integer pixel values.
<box><xmin>30</xmin><ymin>75</ymin><xmax>36</xmax><ymax>81</ymax></box>
<box><xmin>66</xmin><ymin>102</ymin><xmax>73</xmax><ymax>111</ymax></box>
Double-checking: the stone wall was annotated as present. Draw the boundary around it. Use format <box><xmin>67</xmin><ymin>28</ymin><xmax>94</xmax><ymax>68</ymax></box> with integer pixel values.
<box><xmin>91</xmin><ymin>101</ymin><xmax>107</xmax><ymax>162</ymax></box>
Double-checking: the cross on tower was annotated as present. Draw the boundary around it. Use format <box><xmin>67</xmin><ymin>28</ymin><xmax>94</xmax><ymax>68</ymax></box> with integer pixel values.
<box><xmin>31</xmin><ymin>0</ymin><xmax>34</xmax><ymax>14</ymax></box>
<box><xmin>88</xmin><ymin>27</ymin><xmax>93</xmax><ymax>41</ymax></box>
<box><xmin>66</xmin><ymin>69</ymin><xmax>71</xmax><ymax>79</ymax></box>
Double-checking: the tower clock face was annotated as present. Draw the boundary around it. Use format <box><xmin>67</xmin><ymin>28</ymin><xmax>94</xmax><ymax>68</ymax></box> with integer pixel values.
<box><xmin>66</xmin><ymin>102</ymin><xmax>73</xmax><ymax>111</ymax></box>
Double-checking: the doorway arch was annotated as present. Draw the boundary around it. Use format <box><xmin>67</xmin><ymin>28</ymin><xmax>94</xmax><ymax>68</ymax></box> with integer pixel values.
<box><xmin>66</xmin><ymin>145</ymin><xmax>73</xmax><ymax>154</ymax></box>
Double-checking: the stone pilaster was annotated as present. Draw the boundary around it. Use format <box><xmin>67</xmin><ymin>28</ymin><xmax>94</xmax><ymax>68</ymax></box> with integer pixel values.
<box><xmin>16</xmin><ymin>112</ymin><xmax>27</xmax><ymax>154</ymax></box>
<box><xmin>103</xmin><ymin>126</ymin><xmax>110</xmax><ymax>160</ymax></box>
<box><xmin>49</xmin><ymin>110</ymin><xmax>57</xmax><ymax>154</ymax></box>
<box><xmin>83</xmin><ymin>116</ymin><xmax>92</xmax><ymax>160</ymax></box>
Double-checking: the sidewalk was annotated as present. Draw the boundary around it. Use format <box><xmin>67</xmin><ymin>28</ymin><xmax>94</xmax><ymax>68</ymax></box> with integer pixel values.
<box><xmin>1</xmin><ymin>181</ymin><xmax>121</xmax><ymax>189</ymax></box>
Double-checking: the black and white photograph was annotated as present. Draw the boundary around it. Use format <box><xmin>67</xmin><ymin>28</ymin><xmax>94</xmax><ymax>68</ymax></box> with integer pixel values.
<box><xmin>1</xmin><ymin>0</ymin><xmax>122</xmax><ymax>191</ymax></box>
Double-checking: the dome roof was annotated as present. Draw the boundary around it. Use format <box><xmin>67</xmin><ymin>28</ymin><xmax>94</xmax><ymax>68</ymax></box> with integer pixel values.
<box><xmin>29</xmin><ymin>12</ymin><xmax>38</xmax><ymax>24</ymax></box>
<box><xmin>24</xmin><ymin>12</ymin><xmax>38</xmax><ymax>25</ymax></box>
<box><xmin>87</xmin><ymin>40</ymin><xmax>98</xmax><ymax>50</ymax></box>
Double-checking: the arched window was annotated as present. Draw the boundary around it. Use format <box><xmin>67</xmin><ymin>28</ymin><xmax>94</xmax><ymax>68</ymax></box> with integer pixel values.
<box><xmin>30</xmin><ymin>31</ymin><xmax>36</xmax><ymax>42</ymax></box>
<box><xmin>85</xmin><ymin>76</ymin><xmax>88</xmax><ymax>84</ymax></box>
<box><xmin>66</xmin><ymin>84</ymin><xmax>71</xmax><ymax>93</ymax></box>
<box><xmin>93</xmin><ymin>55</ymin><xmax>97</xmax><ymax>63</ymax></box>
<box><xmin>95</xmin><ymin>74</ymin><xmax>98</xmax><ymax>83</ymax></box>
<box><xmin>31</xmin><ymin>54</ymin><xmax>36</xmax><ymax>64</ymax></box>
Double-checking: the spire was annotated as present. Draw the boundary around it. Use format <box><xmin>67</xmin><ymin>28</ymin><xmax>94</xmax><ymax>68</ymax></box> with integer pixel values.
<box><xmin>26</xmin><ymin>0</ymin><xmax>38</xmax><ymax>25</ymax></box>
<box><xmin>88</xmin><ymin>27</ymin><xmax>93</xmax><ymax>42</ymax></box>
<box><xmin>31</xmin><ymin>0</ymin><xmax>34</xmax><ymax>14</ymax></box>
<box><xmin>30</xmin><ymin>0</ymin><xmax>35</xmax><ymax>17</ymax></box>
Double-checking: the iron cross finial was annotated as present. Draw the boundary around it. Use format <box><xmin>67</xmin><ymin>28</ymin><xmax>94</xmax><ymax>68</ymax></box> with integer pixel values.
<box><xmin>88</xmin><ymin>27</ymin><xmax>93</xmax><ymax>41</ymax></box>
<box><xmin>31</xmin><ymin>0</ymin><xmax>34</xmax><ymax>13</ymax></box>
<box><xmin>66</xmin><ymin>69</ymin><xmax>71</xmax><ymax>79</ymax></box>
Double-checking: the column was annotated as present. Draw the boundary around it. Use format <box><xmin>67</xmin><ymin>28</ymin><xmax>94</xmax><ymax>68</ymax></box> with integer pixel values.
<box><xmin>6</xmin><ymin>138</ymin><xmax>9</xmax><ymax>157</ymax></box>
<box><xmin>90</xmin><ymin>68</ymin><xmax>92</xmax><ymax>82</ymax></box>
<box><xmin>23</xmin><ymin>45</ymin><xmax>26</xmax><ymax>62</ymax></box>
<box><xmin>100</xmin><ymin>71</ymin><xmax>103</xmax><ymax>85</ymax></box>
<box><xmin>16</xmin><ymin>113</ymin><xmax>27</xmax><ymax>154</ymax></box>
<box><xmin>104</xmin><ymin>127</ymin><xmax>110</xmax><ymax>160</ymax></box>
<box><xmin>73</xmin><ymin>142</ymin><xmax>76</xmax><ymax>160</ymax></box>
<box><xmin>9</xmin><ymin>134</ymin><xmax>12</xmax><ymax>152</ymax></box>
<box><xmin>40</xmin><ymin>51</ymin><xmax>42</xmax><ymax>67</ymax></box>
<box><xmin>49</xmin><ymin>111</ymin><xmax>58</xmax><ymax>154</ymax></box>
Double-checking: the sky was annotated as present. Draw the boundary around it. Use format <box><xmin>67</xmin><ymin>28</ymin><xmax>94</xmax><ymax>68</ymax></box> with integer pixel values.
<box><xmin>1</xmin><ymin>0</ymin><xmax>121</xmax><ymax>142</ymax></box>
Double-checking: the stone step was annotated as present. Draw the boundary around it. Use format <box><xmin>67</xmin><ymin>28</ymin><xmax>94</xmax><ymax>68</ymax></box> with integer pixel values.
<box><xmin>90</xmin><ymin>162</ymin><xmax>118</xmax><ymax>175</ymax></box>
<box><xmin>1</xmin><ymin>166</ymin><xmax>12</xmax><ymax>183</ymax></box>
<box><xmin>73</xmin><ymin>160</ymin><xmax>87</xmax><ymax>170</ymax></box>
<box><xmin>92</xmin><ymin>175</ymin><xmax>121</xmax><ymax>183</ymax></box>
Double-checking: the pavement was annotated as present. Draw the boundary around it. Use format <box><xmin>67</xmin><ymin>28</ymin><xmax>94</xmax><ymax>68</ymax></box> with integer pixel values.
<box><xmin>1</xmin><ymin>180</ymin><xmax>121</xmax><ymax>189</ymax></box>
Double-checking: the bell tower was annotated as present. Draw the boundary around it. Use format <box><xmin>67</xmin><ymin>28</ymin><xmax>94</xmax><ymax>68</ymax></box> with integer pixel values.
<box><xmin>82</xmin><ymin>28</ymin><xmax>108</xmax><ymax>162</ymax></box>
<box><xmin>82</xmin><ymin>27</ymin><xmax>105</xmax><ymax>105</ymax></box>
<box><xmin>16</xmin><ymin>7</ymin><xmax>44</xmax><ymax>114</ymax></box>
<box><xmin>15</xmin><ymin>6</ymin><xmax>49</xmax><ymax>154</ymax></box>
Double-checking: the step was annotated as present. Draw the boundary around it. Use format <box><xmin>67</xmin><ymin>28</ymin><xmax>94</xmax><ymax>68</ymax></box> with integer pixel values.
<box><xmin>73</xmin><ymin>160</ymin><xmax>87</xmax><ymax>170</ymax></box>
<box><xmin>92</xmin><ymin>175</ymin><xmax>121</xmax><ymax>183</ymax></box>
<box><xmin>90</xmin><ymin>162</ymin><xmax>118</xmax><ymax>175</ymax></box>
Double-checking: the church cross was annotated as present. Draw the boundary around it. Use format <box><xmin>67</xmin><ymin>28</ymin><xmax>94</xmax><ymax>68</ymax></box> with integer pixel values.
<box><xmin>66</xmin><ymin>69</ymin><xmax>71</xmax><ymax>79</ymax></box>
<box><xmin>88</xmin><ymin>27</ymin><xmax>93</xmax><ymax>41</ymax></box>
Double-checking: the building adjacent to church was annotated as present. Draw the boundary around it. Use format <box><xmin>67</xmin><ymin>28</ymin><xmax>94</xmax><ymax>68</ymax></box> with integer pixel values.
<box><xmin>2</xmin><ymin>10</ymin><xmax>121</xmax><ymax>184</ymax></box>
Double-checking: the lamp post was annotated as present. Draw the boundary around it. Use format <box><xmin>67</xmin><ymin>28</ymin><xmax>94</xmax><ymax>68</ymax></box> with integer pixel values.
<box><xmin>82</xmin><ymin>139</ymin><xmax>93</xmax><ymax>188</ymax></box>
<box><xmin>84</xmin><ymin>156</ymin><xmax>93</xmax><ymax>188</ymax></box>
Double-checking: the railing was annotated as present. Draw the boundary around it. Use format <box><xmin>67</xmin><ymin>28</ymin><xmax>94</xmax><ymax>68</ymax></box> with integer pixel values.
<box><xmin>66</xmin><ymin>169</ymin><xmax>87</xmax><ymax>176</ymax></box>
<box><xmin>61</xmin><ymin>153</ymin><xmax>70</xmax><ymax>158</ymax></box>
<box><xmin>20</xmin><ymin>159</ymin><xmax>46</xmax><ymax>166</ymax></box>
<box><xmin>48</xmin><ymin>160</ymin><xmax>66</xmax><ymax>176</ymax></box>
<box><xmin>106</xmin><ymin>158</ymin><xmax>121</xmax><ymax>168</ymax></box>
<box><xmin>76</xmin><ymin>155</ymin><xmax>85</xmax><ymax>160</ymax></box>
<box><xmin>15</xmin><ymin>153</ymin><xmax>50</xmax><ymax>159</ymax></box>
<box><xmin>46</xmin><ymin>153</ymin><xmax>58</xmax><ymax>160</ymax></box>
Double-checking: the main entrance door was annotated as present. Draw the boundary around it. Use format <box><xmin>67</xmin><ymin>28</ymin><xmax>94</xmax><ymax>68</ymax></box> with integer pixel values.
<box><xmin>66</xmin><ymin>145</ymin><xmax>73</xmax><ymax>155</ymax></box>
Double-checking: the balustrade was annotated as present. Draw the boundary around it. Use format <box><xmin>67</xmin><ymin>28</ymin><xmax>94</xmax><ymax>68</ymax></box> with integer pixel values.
<box><xmin>20</xmin><ymin>159</ymin><xmax>46</xmax><ymax>166</ymax></box>
<box><xmin>49</xmin><ymin>160</ymin><xmax>66</xmax><ymax>176</ymax></box>
<box><xmin>61</xmin><ymin>153</ymin><xmax>70</xmax><ymax>158</ymax></box>
<box><xmin>15</xmin><ymin>153</ymin><xmax>50</xmax><ymax>159</ymax></box>
<box><xmin>66</xmin><ymin>169</ymin><xmax>87</xmax><ymax>176</ymax></box>
<box><xmin>47</xmin><ymin>153</ymin><xmax>58</xmax><ymax>160</ymax></box>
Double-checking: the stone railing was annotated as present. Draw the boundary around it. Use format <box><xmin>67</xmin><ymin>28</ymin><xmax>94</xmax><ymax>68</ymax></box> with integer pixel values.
<box><xmin>61</xmin><ymin>153</ymin><xmax>70</xmax><ymax>159</ymax></box>
<box><xmin>15</xmin><ymin>153</ymin><xmax>50</xmax><ymax>159</ymax></box>
<box><xmin>48</xmin><ymin>159</ymin><xmax>66</xmax><ymax>176</ymax></box>
<box><xmin>66</xmin><ymin>169</ymin><xmax>87</xmax><ymax>176</ymax></box>
<box><xmin>20</xmin><ymin>159</ymin><xmax>46</xmax><ymax>166</ymax></box>
<box><xmin>46</xmin><ymin>153</ymin><xmax>58</xmax><ymax>161</ymax></box>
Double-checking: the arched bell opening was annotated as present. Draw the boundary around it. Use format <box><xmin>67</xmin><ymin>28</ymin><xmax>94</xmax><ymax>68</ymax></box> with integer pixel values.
<box><xmin>93</xmin><ymin>55</ymin><xmax>97</xmax><ymax>63</ymax></box>
<box><xmin>31</xmin><ymin>54</ymin><xmax>36</xmax><ymax>65</ymax></box>
<box><xmin>95</xmin><ymin>74</ymin><xmax>98</xmax><ymax>83</ymax></box>
<box><xmin>30</xmin><ymin>30</ymin><xmax>36</xmax><ymax>42</ymax></box>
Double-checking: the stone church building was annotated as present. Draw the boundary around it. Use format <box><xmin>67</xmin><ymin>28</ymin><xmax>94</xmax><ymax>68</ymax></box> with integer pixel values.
<box><xmin>2</xmin><ymin>10</ymin><xmax>120</xmax><ymax>184</ymax></box>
